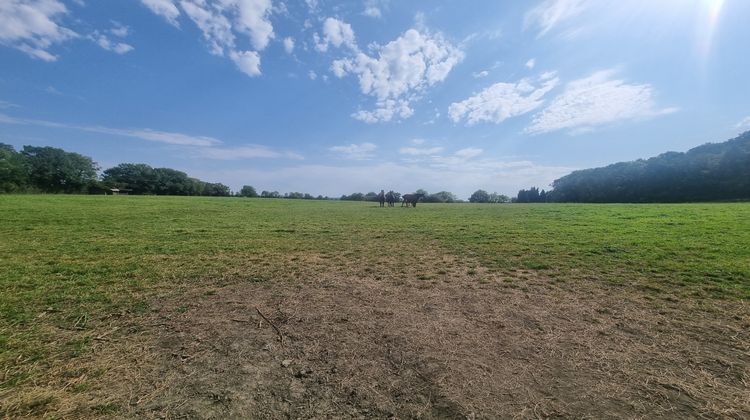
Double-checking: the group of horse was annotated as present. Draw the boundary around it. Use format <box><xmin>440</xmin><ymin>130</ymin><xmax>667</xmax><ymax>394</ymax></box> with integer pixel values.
<box><xmin>376</xmin><ymin>190</ymin><xmax>425</xmax><ymax>208</ymax></box>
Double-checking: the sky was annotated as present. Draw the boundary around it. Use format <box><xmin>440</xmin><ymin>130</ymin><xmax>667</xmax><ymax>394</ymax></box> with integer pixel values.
<box><xmin>1</xmin><ymin>0</ymin><xmax>749</xmax><ymax>198</ymax></box>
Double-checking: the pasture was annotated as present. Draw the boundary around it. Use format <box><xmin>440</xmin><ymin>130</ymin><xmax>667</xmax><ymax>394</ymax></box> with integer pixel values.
<box><xmin>1</xmin><ymin>195</ymin><xmax>748</xmax><ymax>418</ymax></box>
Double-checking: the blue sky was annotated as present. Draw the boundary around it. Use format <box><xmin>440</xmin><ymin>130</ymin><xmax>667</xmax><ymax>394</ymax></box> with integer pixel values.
<box><xmin>1</xmin><ymin>0</ymin><xmax>749</xmax><ymax>198</ymax></box>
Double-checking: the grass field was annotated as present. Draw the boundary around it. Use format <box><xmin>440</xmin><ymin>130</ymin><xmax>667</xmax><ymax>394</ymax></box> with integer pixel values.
<box><xmin>1</xmin><ymin>195</ymin><xmax>749</xmax><ymax>418</ymax></box>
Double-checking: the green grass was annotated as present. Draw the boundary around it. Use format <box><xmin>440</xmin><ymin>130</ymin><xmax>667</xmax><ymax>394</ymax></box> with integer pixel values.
<box><xmin>1</xmin><ymin>195</ymin><xmax>749</xmax><ymax>392</ymax></box>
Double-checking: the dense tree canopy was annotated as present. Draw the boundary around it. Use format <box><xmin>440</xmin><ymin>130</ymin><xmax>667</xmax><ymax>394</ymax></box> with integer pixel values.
<box><xmin>0</xmin><ymin>143</ymin><xmax>28</xmax><ymax>192</ymax></box>
<box><xmin>547</xmin><ymin>132</ymin><xmax>750</xmax><ymax>202</ymax></box>
<box><xmin>21</xmin><ymin>146</ymin><xmax>98</xmax><ymax>193</ymax></box>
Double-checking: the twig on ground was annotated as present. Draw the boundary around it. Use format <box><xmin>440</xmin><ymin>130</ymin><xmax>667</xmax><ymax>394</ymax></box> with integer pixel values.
<box><xmin>256</xmin><ymin>307</ymin><xmax>284</xmax><ymax>346</ymax></box>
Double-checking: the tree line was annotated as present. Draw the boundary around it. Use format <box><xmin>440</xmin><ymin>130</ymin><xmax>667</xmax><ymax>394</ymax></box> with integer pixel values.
<box><xmin>536</xmin><ymin>131</ymin><xmax>750</xmax><ymax>203</ymax></box>
<box><xmin>0</xmin><ymin>143</ymin><xmax>234</xmax><ymax>196</ymax></box>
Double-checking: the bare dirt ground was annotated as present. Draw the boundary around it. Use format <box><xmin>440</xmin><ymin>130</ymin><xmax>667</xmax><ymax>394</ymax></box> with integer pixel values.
<box><xmin>4</xmin><ymin>249</ymin><xmax>749</xmax><ymax>419</ymax></box>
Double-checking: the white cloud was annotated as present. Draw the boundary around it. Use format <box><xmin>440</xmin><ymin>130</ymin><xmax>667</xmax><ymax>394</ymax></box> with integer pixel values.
<box><xmin>332</xmin><ymin>28</ymin><xmax>463</xmax><ymax>122</ymax></box>
<box><xmin>229</xmin><ymin>50</ymin><xmax>261</xmax><ymax>76</ymax></box>
<box><xmin>472</xmin><ymin>70</ymin><xmax>489</xmax><ymax>79</ymax></box>
<box><xmin>735</xmin><ymin>116</ymin><xmax>750</xmax><ymax>130</ymax></box>
<box><xmin>527</xmin><ymin>69</ymin><xmax>677</xmax><ymax>134</ymax></box>
<box><xmin>0</xmin><ymin>0</ymin><xmax>78</xmax><ymax>61</ymax></box>
<box><xmin>352</xmin><ymin>99</ymin><xmax>413</xmax><ymax>124</ymax></box>
<box><xmin>399</xmin><ymin>146</ymin><xmax>444</xmax><ymax>155</ymax></box>
<box><xmin>526</xmin><ymin>58</ymin><xmax>536</xmax><ymax>69</ymax></box>
<box><xmin>91</xmin><ymin>31</ymin><xmax>134</xmax><ymax>54</ymax></box>
<box><xmin>329</xmin><ymin>142</ymin><xmax>377</xmax><ymax>160</ymax></box>
<box><xmin>362</xmin><ymin>0</ymin><xmax>387</xmax><ymax>18</ymax></box>
<box><xmin>411</xmin><ymin>138</ymin><xmax>426</xmax><ymax>145</ymax></box>
<box><xmin>140</xmin><ymin>0</ymin><xmax>181</xmax><ymax>26</ymax></box>
<box><xmin>314</xmin><ymin>17</ymin><xmax>357</xmax><ymax>52</ymax></box>
<box><xmin>363</xmin><ymin>7</ymin><xmax>380</xmax><ymax>18</ymax></box>
<box><xmin>140</xmin><ymin>0</ymin><xmax>274</xmax><ymax>76</ymax></box>
<box><xmin>283</xmin><ymin>36</ymin><xmax>294</xmax><ymax>54</ymax></box>
<box><xmin>449</xmin><ymin>73</ymin><xmax>559</xmax><ymax>125</ymax></box>
<box><xmin>524</xmin><ymin>0</ymin><xmax>589</xmax><ymax>37</ymax></box>
<box><xmin>110</xmin><ymin>22</ymin><xmax>130</xmax><ymax>38</ymax></box>
<box><xmin>308</xmin><ymin>70</ymin><xmax>317</xmax><ymax>80</ymax></box>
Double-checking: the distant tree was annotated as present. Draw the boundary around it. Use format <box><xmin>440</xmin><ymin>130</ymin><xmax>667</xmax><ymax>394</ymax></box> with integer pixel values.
<box><xmin>21</xmin><ymin>146</ymin><xmax>98</xmax><ymax>193</ymax></box>
<box><xmin>469</xmin><ymin>189</ymin><xmax>490</xmax><ymax>203</ymax></box>
<box><xmin>202</xmin><ymin>182</ymin><xmax>231</xmax><ymax>196</ymax></box>
<box><xmin>261</xmin><ymin>190</ymin><xmax>281</xmax><ymax>198</ymax></box>
<box><xmin>516</xmin><ymin>187</ymin><xmax>544</xmax><ymax>203</ymax></box>
<box><xmin>153</xmin><ymin>167</ymin><xmax>194</xmax><ymax>195</ymax></box>
<box><xmin>426</xmin><ymin>191</ymin><xmax>457</xmax><ymax>203</ymax></box>
<box><xmin>0</xmin><ymin>143</ymin><xmax>28</xmax><ymax>192</ymax></box>
<box><xmin>488</xmin><ymin>192</ymin><xmax>511</xmax><ymax>203</ymax></box>
<box><xmin>102</xmin><ymin>163</ymin><xmax>158</xmax><ymax>194</ymax></box>
<box><xmin>239</xmin><ymin>185</ymin><xmax>258</xmax><ymax>197</ymax></box>
<box><xmin>341</xmin><ymin>192</ymin><xmax>365</xmax><ymax>201</ymax></box>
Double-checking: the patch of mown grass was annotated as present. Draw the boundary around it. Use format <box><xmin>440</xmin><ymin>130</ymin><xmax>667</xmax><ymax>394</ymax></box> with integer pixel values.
<box><xmin>0</xmin><ymin>195</ymin><xmax>748</xmax><ymax>396</ymax></box>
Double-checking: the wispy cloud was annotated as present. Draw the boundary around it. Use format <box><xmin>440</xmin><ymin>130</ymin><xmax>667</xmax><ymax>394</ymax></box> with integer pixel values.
<box><xmin>449</xmin><ymin>72</ymin><xmax>559</xmax><ymax>125</ymax></box>
<box><xmin>0</xmin><ymin>112</ymin><xmax>303</xmax><ymax>160</ymax></box>
<box><xmin>0</xmin><ymin>112</ymin><xmax>220</xmax><ymax>146</ymax></box>
<box><xmin>199</xmin><ymin>145</ymin><xmax>304</xmax><ymax>160</ymax></box>
<box><xmin>329</xmin><ymin>142</ymin><xmax>377</xmax><ymax>160</ymax></box>
<box><xmin>527</xmin><ymin>69</ymin><xmax>677</xmax><ymax>135</ymax></box>
<box><xmin>735</xmin><ymin>116</ymin><xmax>750</xmax><ymax>130</ymax></box>
<box><xmin>524</xmin><ymin>0</ymin><xmax>589</xmax><ymax>38</ymax></box>
<box><xmin>399</xmin><ymin>146</ymin><xmax>444</xmax><ymax>156</ymax></box>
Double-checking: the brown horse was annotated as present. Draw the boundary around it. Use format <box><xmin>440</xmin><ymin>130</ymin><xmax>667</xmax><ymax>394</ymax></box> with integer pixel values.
<box><xmin>401</xmin><ymin>193</ymin><xmax>425</xmax><ymax>207</ymax></box>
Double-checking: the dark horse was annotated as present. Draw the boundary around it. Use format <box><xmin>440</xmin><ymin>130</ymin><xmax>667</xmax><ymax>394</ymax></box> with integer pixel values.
<box><xmin>377</xmin><ymin>189</ymin><xmax>385</xmax><ymax>207</ymax></box>
<box><xmin>401</xmin><ymin>193</ymin><xmax>425</xmax><ymax>207</ymax></box>
<box><xmin>386</xmin><ymin>190</ymin><xmax>396</xmax><ymax>207</ymax></box>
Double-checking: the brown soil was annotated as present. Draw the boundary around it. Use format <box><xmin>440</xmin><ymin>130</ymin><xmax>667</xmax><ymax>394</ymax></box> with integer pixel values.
<box><xmin>3</xmin><ymin>251</ymin><xmax>749</xmax><ymax>419</ymax></box>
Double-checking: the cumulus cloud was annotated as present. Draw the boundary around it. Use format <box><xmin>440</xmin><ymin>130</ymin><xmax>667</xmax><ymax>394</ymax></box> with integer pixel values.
<box><xmin>283</xmin><ymin>36</ymin><xmax>294</xmax><ymax>54</ymax></box>
<box><xmin>526</xmin><ymin>58</ymin><xmax>536</xmax><ymax>69</ymax></box>
<box><xmin>140</xmin><ymin>0</ymin><xmax>181</xmax><ymax>26</ymax></box>
<box><xmin>329</xmin><ymin>142</ymin><xmax>377</xmax><ymax>160</ymax></box>
<box><xmin>0</xmin><ymin>0</ymin><xmax>78</xmax><ymax>61</ymax></box>
<box><xmin>140</xmin><ymin>0</ymin><xmax>274</xmax><ymax>76</ymax></box>
<box><xmin>331</xmin><ymin>28</ymin><xmax>463</xmax><ymax>123</ymax></box>
<box><xmin>314</xmin><ymin>17</ymin><xmax>357</xmax><ymax>52</ymax></box>
<box><xmin>524</xmin><ymin>0</ymin><xmax>589</xmax><ymax>37</ymax></box>
<box><xmin>449</xmin><ymin>72</ymin><xmax>559</xmax><ymax>125</ymax></box>
<box><xmin>527</xmin><ymin>69</ymin><xmax>677</xmax><ymax>134</ymax></box>
<box><xmin>229</xmin><ymin>50</ymin><xmax>261</xmax><ymax>76</ymax></box>
<box><xmin>351</xmin><ymin>99</ymin><xmax>413</xmax><ymax>124</ymax></box>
